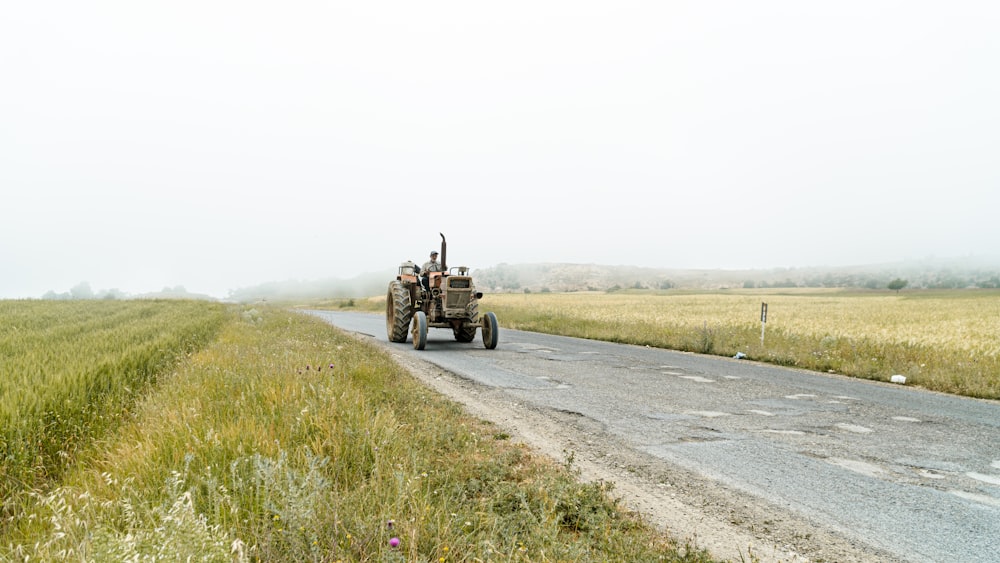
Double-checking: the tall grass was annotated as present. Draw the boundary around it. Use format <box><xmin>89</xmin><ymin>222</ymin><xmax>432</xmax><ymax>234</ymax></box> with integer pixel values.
<box><xmin>2</xmin><ymin>304</ymin><xmax>714</xmax><ymax>562</ymax></box>
<box><xmin>0</xmin><ymin>300</ymin><xmax>227</xmax><ymax>524</ymax></box>
<box><xmin>479</xmin><ymin>289</ymin><xmax>1000</xmax><ymax>399</ymax></box>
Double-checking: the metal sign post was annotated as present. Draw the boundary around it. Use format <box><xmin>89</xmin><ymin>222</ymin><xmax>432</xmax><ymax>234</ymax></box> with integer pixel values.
<box><xmin>760</xmin><ymin>302</ymin><xmax>768</xmax><ymax>346</ymax></box>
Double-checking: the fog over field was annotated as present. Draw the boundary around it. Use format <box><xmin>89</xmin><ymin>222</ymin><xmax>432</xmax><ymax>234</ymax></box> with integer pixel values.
<box><xmin>2</xmin><ymin>2</ymin><xmax>999</xmax><ymax>300</ymax></box>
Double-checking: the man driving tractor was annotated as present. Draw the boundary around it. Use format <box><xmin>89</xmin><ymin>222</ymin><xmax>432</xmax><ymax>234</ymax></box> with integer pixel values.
<box><xmin>420</xmin><ymin>250</ymin><xmax>443</xmax><ymax>290</ymax></box>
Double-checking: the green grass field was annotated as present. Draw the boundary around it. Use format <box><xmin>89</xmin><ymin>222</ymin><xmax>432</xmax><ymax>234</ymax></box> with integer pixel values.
<box><xmin>0</xmin><ymin>300</ymin><xmax>227</xmax><ymax>509</ymax></box>
<box><xmin>1</xmin><ymin>300</ymin><xmax>713</xmax><ymax>562</ymax></box>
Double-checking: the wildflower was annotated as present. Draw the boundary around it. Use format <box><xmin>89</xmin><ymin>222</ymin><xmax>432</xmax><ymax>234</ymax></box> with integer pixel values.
<box><xmin>387</xmin><ymin>519</ymin><xmax>395</xmax><ymax>529</ymax></box>
<box><xmin>390</xmin><ymin>537</ymin><xmax>400</xmax><ymax>548</ymax></box>
<box><xmin>330</xmin><ymin>363</ymin><xmax>335</xmax><ymax>369</ymax></box>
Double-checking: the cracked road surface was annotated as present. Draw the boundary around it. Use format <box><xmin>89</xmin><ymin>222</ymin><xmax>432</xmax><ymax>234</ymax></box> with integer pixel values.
<box><xmin>307</xmin><ymin>310</ymin><xmax>1000</xmax><ymax>563</ymax></box>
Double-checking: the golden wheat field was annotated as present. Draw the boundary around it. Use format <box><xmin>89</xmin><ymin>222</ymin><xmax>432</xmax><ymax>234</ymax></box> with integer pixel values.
<box><xmin>488</xmin><ymin>289</ymin><xmax>1000</xmax><ymax>354</ymax></box>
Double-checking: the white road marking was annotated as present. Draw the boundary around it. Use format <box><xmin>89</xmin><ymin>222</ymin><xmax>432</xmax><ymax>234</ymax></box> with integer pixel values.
<box><xmin>764</xmin><ymin>429</ymin><xmax>806</xmax><ymax>435</ymax></box>
<box><xmin>748</xmin><ymin>410</ymin><xmax>775</xmax><ymax>416</ymax></box>
<box><xmin>892</xmin><ymin>416</ymin><xmax>921</xmax><ymax>423</ymax></box>
<box><xmin>949</xmin><ymin>490</ymin><xmax>1000</xmax><ymax>507</ymax></box>
<box><xmin>680</xmin><ymin>375</ymin><xmax>715</xmax><ymax>383</ymax></box>
<box><xmin>967</xmin><ymin>472</ymin><xmax>1000</xmax><ymax>486</ymax></box>
<box><xmin>514</xmin><ymin>343</ymin><xmax>560</xmax><ymax>352</ymax></box>
<box><xmin>785</xmin><ymin>394</ymin><xmax>817</xmax><ymax>400</ymax></box>
<box><xmin>836</xmin><ymin>423</ymin><xmax>873</xmax><ymax>434</ymax></box>
<box><xmin>688</xmin><ymin>411</ymin><xmax>729</xmax><ymax>418</ymax></box>
<box><xmin>828</xmin><ymin>458</ymin><xmax>884</xmax><ymax>478</ymax></box>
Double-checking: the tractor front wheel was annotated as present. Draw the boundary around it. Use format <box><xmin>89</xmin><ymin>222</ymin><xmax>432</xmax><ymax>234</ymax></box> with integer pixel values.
<box><xmin>412</xmin><ymin>311</ymin><xmax>428</xmax><ymax>350</ymax></box>
<box><xmin>481</xmin><ymin>312</ymin><xmax>498</xmax><ymax>350</ymax></box>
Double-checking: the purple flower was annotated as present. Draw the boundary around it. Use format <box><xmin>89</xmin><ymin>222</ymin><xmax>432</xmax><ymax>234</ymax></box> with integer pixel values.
<box><xmin>389</xmin><ymin>537</ymin><xmax>400</xmax><ymax>548</ymax></box>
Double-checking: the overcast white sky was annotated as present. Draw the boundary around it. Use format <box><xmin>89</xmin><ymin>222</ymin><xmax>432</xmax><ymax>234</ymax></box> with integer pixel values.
<box><xmin>2</xmin><ymin>1</ymin><xmax>998</xmax><ymax>299</ymax></box>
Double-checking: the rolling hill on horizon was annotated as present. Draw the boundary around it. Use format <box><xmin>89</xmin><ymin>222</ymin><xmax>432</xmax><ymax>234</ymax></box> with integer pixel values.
<box><xmin>33</xmin><ymin>255</ymin><xmax>1000</xmax><ymax>303</ymax></box>
<box><xmin>225</xmin><ymin>255</ymin><xmax>1000</xmax><ymax>302</ymax></box>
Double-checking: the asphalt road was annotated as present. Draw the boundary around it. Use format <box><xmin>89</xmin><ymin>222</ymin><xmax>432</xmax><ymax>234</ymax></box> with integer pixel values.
<box><xmin>306</xmin><ymin>310</ymin><xmax>1000</xmax><ymax>563</ymax></box>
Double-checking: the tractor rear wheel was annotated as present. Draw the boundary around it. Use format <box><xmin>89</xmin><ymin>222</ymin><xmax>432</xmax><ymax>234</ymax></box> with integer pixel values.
<box><xmin>481</xmin><ymin>311</ymin><xmax>498</xmax><ymax>350</ymax></box>
<box><xmin>386</xmin><ymin>281</ymin><xmax>412</xmax><ymax>342</ymax></box>
<box><xmin>412</xmin><ymin>311</ymin><xmax>428</xmax><ymax>350</ymax></box>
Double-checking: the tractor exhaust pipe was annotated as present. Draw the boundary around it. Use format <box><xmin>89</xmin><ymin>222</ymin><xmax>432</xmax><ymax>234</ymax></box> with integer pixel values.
<box><xmin>439</xmin><ymin>233</ymin><xmax>447</xmax><ymax>272</ymax></box>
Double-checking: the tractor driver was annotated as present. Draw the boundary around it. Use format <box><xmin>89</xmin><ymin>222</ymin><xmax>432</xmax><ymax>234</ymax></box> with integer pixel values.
<box><xmin>421</xmin><ymin>250</ymin><xmax>443</xmax><ymax>290</ymax></box>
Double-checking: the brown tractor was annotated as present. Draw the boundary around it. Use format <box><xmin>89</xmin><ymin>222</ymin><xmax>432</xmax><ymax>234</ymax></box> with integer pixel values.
<box><xmin>386</xmin><ymin>233</ymin><xmax>499</xmax><ymax>350</ymax></box>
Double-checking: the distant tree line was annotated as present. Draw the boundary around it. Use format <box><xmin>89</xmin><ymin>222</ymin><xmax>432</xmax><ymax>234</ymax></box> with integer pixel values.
<box><xmin>42</xmin><ymin>282</ymin><xmax>128</xmax><ymax>300</ymax></box>
<box><xmin>475</xmin><ymin>263</ymin><xmax>1000</xmax><ymax>293</ymax></box>
<box><xmin>725</xmin><ymin>273</ymin><xmax>999</xmax><ymax>290</ymax></box>
<box><xmin>40</xmin><ymin>282</ymin><xmax>205</xmax><ymax>300</ymax></box>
